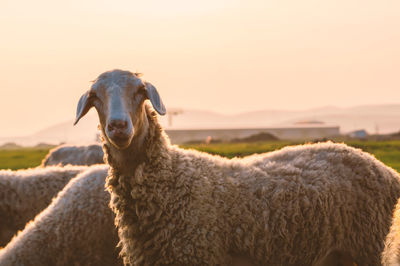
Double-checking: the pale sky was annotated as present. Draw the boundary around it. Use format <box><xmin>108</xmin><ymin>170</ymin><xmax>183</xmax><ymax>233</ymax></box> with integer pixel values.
<box><xmin>0</xmin><ymin>0</ymin><xmax>399</xmax><ymax>136</ymax></box>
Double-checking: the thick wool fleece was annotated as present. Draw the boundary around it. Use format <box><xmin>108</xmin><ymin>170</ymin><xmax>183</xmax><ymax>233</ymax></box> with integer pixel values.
<box><xmin>382</xmin><ymin>198</ymin><xmax>400</xmax><ymax>266</ymax></box>
<box><xmin>0</xmin><ymin>165</ymin><xmax>123</xmax><ymax>266</ymax></box>
<box><xmin>0</xmin><ymin>165</ymin><xmax>88</xmax><ymax>247</ymax></box>
<box><xmin>105</xmin><ymin>106</ymin><xmax>400</xmax><ymax>266</ymax></box>
<box><xmin>41</xmin><ymin>144</ymin><xmax>104</xmax><ymax>166</ymax></box>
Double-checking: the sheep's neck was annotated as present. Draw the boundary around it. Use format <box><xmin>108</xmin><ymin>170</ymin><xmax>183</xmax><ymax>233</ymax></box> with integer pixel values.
<box><xmin>104</xmin><ymin>108</ymin><xmax>177</xmax><ymax>255</ymax></box>
<box><xmin>104</xmin><ymin>107</ymin><xmax>168</xmax><ymax>176</ymax></box>
<box><xmin>103</xmin><ymin>106</ymin><xmax>174</xmax><ymax>208</ymax></box>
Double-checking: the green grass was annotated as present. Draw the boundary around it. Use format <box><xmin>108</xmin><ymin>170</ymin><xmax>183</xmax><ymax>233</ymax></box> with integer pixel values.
<box><xmin>346</xmin><ymin>141</ymin><xmax>400</xmax><ymax>172</ymax></box>
<box><xmin>0</xmin><ymin>148</ymin><xmax>51</xmax><ymax>170</ymax></box>
<box><xmin>1</xmin><ymin>140</ymin><xmax>400</xmax><ymax>172</ymax></box>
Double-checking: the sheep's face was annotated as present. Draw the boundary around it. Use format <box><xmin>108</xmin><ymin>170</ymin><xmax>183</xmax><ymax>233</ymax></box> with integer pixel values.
<box><xmin>74</xmin><ymin>69</ymin><xmax>166</xmax><ymax>149</ymax></box>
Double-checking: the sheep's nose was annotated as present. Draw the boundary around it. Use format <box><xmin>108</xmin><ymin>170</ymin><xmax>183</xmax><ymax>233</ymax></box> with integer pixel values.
<box><xmin>108</xmin><ymin>119</ymin><xmax>128</xmax><ymax>131</ymax></box>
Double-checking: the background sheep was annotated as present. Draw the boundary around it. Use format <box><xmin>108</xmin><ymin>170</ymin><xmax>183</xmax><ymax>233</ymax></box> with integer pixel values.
<box><xmin>74</xmin><ymin>69</ymin><xmax>400</xmax><ymax>265</ymax></box>
<box><xmin>0</xmin><ymin>165</ymin><xmax>122</xmax><ymax>266</ymax></box>
<box><xmin>0</xmin><ymin>165</ymin><xmax>87</xmax><ymax>247</ymax></box>
<box><xmin>382</xmin><ymin>197</ymin><xmax>400</xmax><ymax>266</ymax></box>
<box><xmin>41</xmin><ymin>144</ymin><xmax>104</xmax><ymax>166</ymax></box>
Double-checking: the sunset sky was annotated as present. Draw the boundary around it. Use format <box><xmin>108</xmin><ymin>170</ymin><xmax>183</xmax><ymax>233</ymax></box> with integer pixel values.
<box><xmin>0</xmin><ymin>0</ymin><xmax>399</xmax><ymax>137</ymax></box>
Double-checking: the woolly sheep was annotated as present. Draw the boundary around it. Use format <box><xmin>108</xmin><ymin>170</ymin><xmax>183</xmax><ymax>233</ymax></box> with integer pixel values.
<box><xmin>41</xmin><ymin>144</ymin><xmax>104</xmax><ymax>166</ymax></box>
<box><xmin>0</xmin><ymin>165</ymin><xmax>88</xmax><ymax>247</ymax></box>
<box><xmin>74</xmin><ymin>69</ymin><xmax>400</xmax><ymax>265</ymax></box>
<box><xmin>0</xmin><ymin>152</ymin><xmax>348</xmax><ymax>266</ymax></box>
<box><xmin>0</xmin><ymin>165</ymin><xmax>257</xmax><ymax>266</ymax></box>
<box><xmin>0</xmin><ymin>165</ymin><xmax>123</xmax><ymax>266</ymax></box>
<box><xmin>382</xmin><ymin>197</ymin><xmax>400</xmax><ymax>266</ymax></box>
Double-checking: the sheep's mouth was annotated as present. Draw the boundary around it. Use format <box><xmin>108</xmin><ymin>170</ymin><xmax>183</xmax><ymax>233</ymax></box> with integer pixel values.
<box><xmin>108</xmin><ymin>134</ymin><xmax>132</xmax><ymax>149</ymax></box>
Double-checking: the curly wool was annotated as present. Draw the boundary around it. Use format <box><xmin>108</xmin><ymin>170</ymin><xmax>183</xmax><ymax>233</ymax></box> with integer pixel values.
<box><xmin>0</xmin><ymin>165</ymin><xmax>123</xmax><ymax>266</ymax></box>
<box><xmin>0</xmin><ymin>165</ymin><xmax>87</xmax><ymax>247</ymax></box>
<box><xmin>104</xmin><ymin>105</ymin><xmax>400</xmax><ymax>266</ymax></box>
<box><xmin>382</xmin><ymin>198</ymin><xmax>400</xmax><ymax>266</ymax></box>
<box><xmin>0</xmin><ymin>150</ymin><xmax>338</xmax><ymax>266</ymax></box>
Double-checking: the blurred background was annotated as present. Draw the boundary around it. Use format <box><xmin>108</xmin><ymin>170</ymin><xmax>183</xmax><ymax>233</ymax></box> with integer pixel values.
<box><xmin>1</xmin><ymin>0</ymin><xmax>399</xmax><ymax>170</ymax></box>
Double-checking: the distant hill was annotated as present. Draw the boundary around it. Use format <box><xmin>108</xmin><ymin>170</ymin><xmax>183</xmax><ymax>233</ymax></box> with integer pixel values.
<box><xmin>1</xmin><ymin>104</ymin><xmax>400</xmax><ymax>146</ymax></box>
<box><xmin>0</xmin><ymin>142</ymin><xmax>23</xmax><ymax>149</ymax></box>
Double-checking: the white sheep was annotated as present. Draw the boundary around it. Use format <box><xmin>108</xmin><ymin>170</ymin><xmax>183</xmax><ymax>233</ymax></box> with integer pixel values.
<box><xmin>74</xmin><ymin>69</ymin><xmax>400</xmax><ymax>266</ymax></box>
<box><xmin>41</xmin><ymin>144</ymin><xmax>104</xmax><ymax>166</ymax></box>
<box><xmin>382</xmin><ymin>197</ymin><xmax>400</xmax><ymax>266</ymax></box>
<box><xmin>1</xmin><ymin>156</ymin><xmax>276</xmax><ymax>265</ymax></box>
<box><xmin>1</xmin><ymin>143</ymin><xmax>104</xmax><ymax>246</ymax></box>
<box><xmin>0</xmin><ymin>164</ymin><xmax>257</xmax><ymax>266</ymax></box>
<box><xmin>0</xmin><ymin>165</ymin><xmax>88</xmax><ymax>247</ymax></box>
<box><xmin>0</xmin><ymin>165</ymin><xmax>123</xmax><ymax>266</ymax></box>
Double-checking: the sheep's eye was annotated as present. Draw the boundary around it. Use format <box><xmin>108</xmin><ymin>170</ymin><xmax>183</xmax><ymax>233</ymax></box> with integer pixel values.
<box><xmin>133</xmin><ymin>85</ymin><xmax>146</xmax><ymax>98</ymax></box>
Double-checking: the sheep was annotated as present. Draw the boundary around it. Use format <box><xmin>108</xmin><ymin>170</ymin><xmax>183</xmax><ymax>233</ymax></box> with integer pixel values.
<box><xmin>0</xmin><ymin>165</ymin><xmax>88</xmax><ymax>247</ymax></box>
<box><xmin>0</xmin><ymin>163</ymin><xmax>255</xmax><ymax>266</ymax></box>
<box><xmin>74</xmin><ymin>69</ymin><xmax>400</xmax><ymax>265</ymax></box>
<box><xmin>0</xmin><ymin>164</ymin><xmax>123</xmax><ymax>266</ymax></box>
<box><xmin>1</xmin><ymin>143</ymin><xmax>104</xmax><ymax>246</ymax></box>
<box><xmin>41</xmin><ymin>143</ymin><xmax>104</xmax><ymax>166</ymax></box>
<box><xmin>0</xmin><ymin>154</ymin><xmax>348</xmax><ymax>266</ymax></box>
<box><xmin>382</xmin><ymin>197</ymin><xmax>400</xmax><ymax>266</ymax></box>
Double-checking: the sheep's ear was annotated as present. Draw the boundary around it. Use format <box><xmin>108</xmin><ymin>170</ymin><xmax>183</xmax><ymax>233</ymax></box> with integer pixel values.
<box><xmin>74</xmin><ymin>91</ymin><xmax>93</xmax><ymax>125</ymax></box>
<box><xmin>144</xmin><ymin>82</ymin><xmax>166</xmax><ymax>116</ymax></box>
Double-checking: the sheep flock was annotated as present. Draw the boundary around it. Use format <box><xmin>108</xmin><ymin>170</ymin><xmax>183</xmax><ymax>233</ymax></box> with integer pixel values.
<box><xmin>1</xmin><ymin>69</ymin><xmax>400</xmax><ymax>266</ymax></box>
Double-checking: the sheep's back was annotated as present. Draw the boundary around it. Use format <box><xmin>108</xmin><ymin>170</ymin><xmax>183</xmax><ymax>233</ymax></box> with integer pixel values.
<box><xmin>0</xmin><ymin>165</ymin><xmax>88</xmax><ymax>246</ymax></box>
<box><xmin>41</xmin><ymin>144</ymin><xmax>104</xmax><ymax>166</ymax></box>
<box><xmin>224</xmin><ymin>142</ymin><xmax>400</xmax><ymax>265</ymax></box>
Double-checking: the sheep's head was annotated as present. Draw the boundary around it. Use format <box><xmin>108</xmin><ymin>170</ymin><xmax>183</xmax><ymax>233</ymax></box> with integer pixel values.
<box><xmin>74</xmin><ymin>69</ymin><xmax>166</xmax><ymax>149</ymax></box>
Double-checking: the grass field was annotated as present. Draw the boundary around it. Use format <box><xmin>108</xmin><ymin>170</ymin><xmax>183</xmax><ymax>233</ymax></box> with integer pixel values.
<box><xmin>1</xmin><ymin>140</ymin><xmax>400</xmax><ymax>172</ymax></box>
<box><xmin>0</xmin><ymin>148</ymin><xmax>51</xmax><ymax>170</ymax></box>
